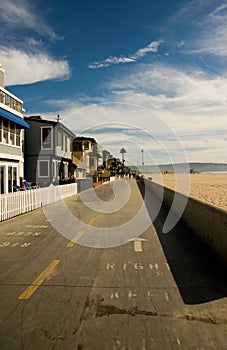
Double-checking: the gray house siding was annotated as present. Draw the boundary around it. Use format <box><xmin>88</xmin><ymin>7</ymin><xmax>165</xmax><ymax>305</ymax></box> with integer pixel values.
<box><xmin>24</xmin><ymin>117</ymin><xmax>75</xmax><ymax>187</ymax></box>
<box><xmin>24</xmin><ymin>156</ymin><xmax>38</xmax><ymax>184</ymax></box>
<box><xmin>24</xmin><ymin>120</ymin><xmax>55</xmax><ymax>156</ymax></box>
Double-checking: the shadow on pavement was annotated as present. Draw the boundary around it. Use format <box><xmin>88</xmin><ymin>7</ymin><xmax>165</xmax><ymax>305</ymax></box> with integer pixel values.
<box><xmin>137</xmin><ymin>180</ymin><xmax>227</xmax><ymax>305</ymax></box>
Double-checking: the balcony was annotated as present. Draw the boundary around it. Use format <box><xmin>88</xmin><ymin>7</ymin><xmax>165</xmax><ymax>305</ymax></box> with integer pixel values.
<box><xmin>0</xmin><ymin>87</ymin><xmax>23</xmax><ymax>115</ymax></box>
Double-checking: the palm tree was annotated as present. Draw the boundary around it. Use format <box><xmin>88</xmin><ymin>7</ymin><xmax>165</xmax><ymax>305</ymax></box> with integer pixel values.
<box><xmin>120</xmin><ymin>148</ymin><xmax>127</xmax><ymax>163</ymax></box>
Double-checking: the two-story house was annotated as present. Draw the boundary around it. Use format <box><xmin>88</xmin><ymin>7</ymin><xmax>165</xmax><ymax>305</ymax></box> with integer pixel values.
<box><xmin>0</xmin><ymin>63</ymin><xmax>30</xmax><ymax>193</ymax></box>
<box><xmin>24</xmin><ymin>116</ymin><xmax>76</xmax><ymax>187</ymax></box>
<box><xmin>72</xmin><ymin>137</ymin><xmax>103</xmax><ymax>176</ymax></box>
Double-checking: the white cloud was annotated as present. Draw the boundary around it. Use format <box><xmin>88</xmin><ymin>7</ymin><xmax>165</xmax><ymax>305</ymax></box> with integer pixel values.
<box><xmin>176</xmin><ymin>0</ymin><xmax>227</xmax><ymax>57</ymax></box>
<box><xmin>133</xmin><ymin>41</ymin><xmax>163</xmax><ymax>58</ymax></box>
<box><xmin>0</xmin><ymin>0</ymin><xmax>58</xmax><ymax>41</ymax></box>
<box><xmin>0</xmin><ymin>48</ymin><xmax>70</xmax><ymax>86</ymax></box>
<box><xmin>0</xmin><ymin>0</ymin><xmax>70</xmax><ymax>86</ymax></box>
<box><xmin>42</xmin><ymin>63</ymin><xmax>227</xmax><ymax>163</ymax></box>
<box><xmin>88</xmin><ymin>40</ymin><xmax>162</xmax><ymax>69</ymax></box>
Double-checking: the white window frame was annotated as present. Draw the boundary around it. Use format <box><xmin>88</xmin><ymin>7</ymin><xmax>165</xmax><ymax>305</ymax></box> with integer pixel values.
<box><xmin>41</xmin><ymin>126</ymin><xmax>53</xmax><ymax>150</ymax></box>
<box><xmin>38</xmin><ymin>160</ymin><xmax>49</xmax><ymax>178</ymax></box>
<box><xmin>0</xmin><ymin>118</ymin><xmax>21</xmax><ymax>148</ymax></box>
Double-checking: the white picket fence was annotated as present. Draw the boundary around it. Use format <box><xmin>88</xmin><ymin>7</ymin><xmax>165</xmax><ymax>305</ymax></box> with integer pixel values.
<box><xmin>0</xmin><ymin>183</ymin><xmax>78</xmax><ymax>222</ymax></box>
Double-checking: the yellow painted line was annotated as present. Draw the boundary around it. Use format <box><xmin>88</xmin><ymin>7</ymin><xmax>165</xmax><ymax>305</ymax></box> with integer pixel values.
<box><xmin>87</xmin><ymin>216</ymin><xmax>97</xmax><ymax>226</ymax></box>
<box><xmin>66</xmin><ymin>230</ymin><xmax>85</xmax><ymax>248</ymax></box>
<box><xmin>18</xmin><ymin>260</ymin><xmax>60</xmax><ymax>300</ymax></box>
<box><xmin>66</xmin><ymin>216</ymin><xmax>97</xmax><ymax>248</ymax></box>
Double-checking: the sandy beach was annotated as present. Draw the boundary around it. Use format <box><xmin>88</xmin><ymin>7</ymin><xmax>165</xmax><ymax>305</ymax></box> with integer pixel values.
<box><xmin>144</xmin><ymin>173</ymin><xmax>227</xmax><ymax>212</ymax></box>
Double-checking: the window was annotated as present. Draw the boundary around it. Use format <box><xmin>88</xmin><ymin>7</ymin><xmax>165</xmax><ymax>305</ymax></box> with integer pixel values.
<box><xmin>3</xmin><ymin>120</ymin><xmax>8</xmax><ymax>143</ymax></box>
<box><xmin>0</xmin><ymin>91</ymin><xmax>5</xmax><ymax>104</ymax></box>
<box><xmin>5</xmin><ymin>94</ymin><xmax>10</xmax><ymax>106</ymax></box>
<box><xmin>0</xmin><ymin>90</ymin><xmax>22</xmax><ymax>112</ymax></box>
<box><xmin>0</xmin><ymin>166</ymin><xmax>5</xmax><ymax>194</ymax></box>
<box><xmin>64</xmin><ymin>162</ymin><xmax>69</xmax><ymax>179</ymax></box>
<box><xmin>56</xmin><ymin>161</ymin><xmax>61</xmax><ymax>180</ymax></box>
<box><xmin>13</xmin><ymin>167</ymin><xmax>17</xmax><ymax>185</ymax></box>
<box><xmin>38</xmin><ymin>160</ymin><xmax>49</xmax><ymax>177</ymax></box>
<box><xmin>8</xmin><ymin>166</ymin><xmax>12</xmax><ymax>193</ymax></box>
<box><xmin>15</xmin><ymin>126</ymin><xmax>20</xmax><ymax>146</ymax></box>
<box><xmin>57</xmin><ymin>129</ymin><xmax>63</xmax><ymax>149</ymax></box>
<box><xmin>89</xmin><ymin>158</ymin><xmax>95</xmax><ymax>167</ymax></box>
<box><xmin>64</xmin><ymin>135</ymin><xmax>68</xmax><ymax>152</ymax></box>
<box><xmin>41</xmin><ymin>126</ymin><xmax>52</xmax><ymax>150</ymax></box>
<box><xmin>0</xmin><ymin>120</ymin><xmax>20</xmax><ymax>146</ymax></box>
<box><xmin>73</xmin><ymin>142</ymin><xmax>82</xmax><ymax>152</ymax></box>
<box><xmin>83</xmin><ymin>141</ymin><xmax>89</xmax><ymax>150</ymax></box>
<box><xmin>10</xmin><ymin>122</ymin><xmax>15</xmax><ymax>145</ymax></box>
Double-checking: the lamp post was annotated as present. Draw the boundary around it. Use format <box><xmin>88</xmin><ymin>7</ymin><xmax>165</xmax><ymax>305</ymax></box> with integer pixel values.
<box><xmin>141</xmin><ymin>149</ymin><xmax>144</xmax><ymax>166</ymax></box>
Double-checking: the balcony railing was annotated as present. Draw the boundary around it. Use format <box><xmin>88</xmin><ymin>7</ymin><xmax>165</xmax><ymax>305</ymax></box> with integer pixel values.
<box><xmin>0</xmin><ymin>87</ymin><xmax>23</xmax><ymax>114</ymax></box>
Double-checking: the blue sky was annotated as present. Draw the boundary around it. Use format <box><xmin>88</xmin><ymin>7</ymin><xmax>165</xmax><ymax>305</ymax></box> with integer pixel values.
<box><xmin>1</xmin><ymin>0</ymin><xmax>227</xmax><ymax>166</ymax></box>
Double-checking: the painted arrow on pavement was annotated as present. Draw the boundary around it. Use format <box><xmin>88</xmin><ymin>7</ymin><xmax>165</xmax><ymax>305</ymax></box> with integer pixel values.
<box><xmin>128</xmin><ymin>238</ymin><xmax>148</xmax><ymax>252</ymax></box>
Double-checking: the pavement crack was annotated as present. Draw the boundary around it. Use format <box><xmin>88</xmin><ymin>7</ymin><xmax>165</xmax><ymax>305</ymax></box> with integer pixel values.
<box><xmin>42</xmin><ymin>329</ymin><xmax>56</xmax><ymax>341</ymax></box>
<box><xmin>96</xmin><ymin>303</ymin><xmax>158</xmax><ymax>317</ymax></box>
<box><xmin>96</xmin><ymin>301</ymin><xmax>227</xmax><ymax>325</ymax></box>
<box><xmin>179</xmin><ymin>312</ymin><xmax>227</xmax><ymax>325</ymax></box>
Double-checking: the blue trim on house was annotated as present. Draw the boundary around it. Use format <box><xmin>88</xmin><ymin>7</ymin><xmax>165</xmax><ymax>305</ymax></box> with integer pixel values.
<box><xmin>0</xmin><ymin>107</ymin><xmax>30</xmax><ymax>128</ymax></box>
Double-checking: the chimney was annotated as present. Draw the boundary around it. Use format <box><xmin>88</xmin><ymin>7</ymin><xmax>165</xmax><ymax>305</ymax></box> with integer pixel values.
<box><xmin>0</xmin><ymin>63</ymin><xmax>5</xmax><ymax>88</ymax></box>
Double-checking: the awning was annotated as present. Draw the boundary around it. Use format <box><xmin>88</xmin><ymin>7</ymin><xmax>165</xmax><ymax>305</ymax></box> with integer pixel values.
<box><xmin>0</xmin><ymin>107</ymin><xmax>30</xmax><ymax>129</ymax></box>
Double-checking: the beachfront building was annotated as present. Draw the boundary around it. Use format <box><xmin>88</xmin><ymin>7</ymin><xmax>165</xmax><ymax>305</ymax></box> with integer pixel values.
<box><xmin>102</xmin><ymin>150</ymin><xmax>112</xmax><ymax>163</ymax></box>
<box><xmin>89</xmin><ymin>141</ymin><xmax>103</xmax><ymax>174</ymax></box>
<box><xmin>0</xmin><ymin>63</ymin><xmax>30</xmax><ymax>193</ymax></box>
<box><xmin>24</xmin><ymin>116</ymin><xmax>76</xmax><ymax>187</ymax></box>
<box><xmin>72</xmin><ymin>137</ymin><xmax>103</xmax><ymax>176</ymax></box>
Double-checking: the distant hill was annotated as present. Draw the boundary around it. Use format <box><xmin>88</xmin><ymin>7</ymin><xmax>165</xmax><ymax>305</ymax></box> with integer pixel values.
<box><xmin>129</xmin><ymin>163</ymin><xmax>227</xmax><ymax>173</ymax></box>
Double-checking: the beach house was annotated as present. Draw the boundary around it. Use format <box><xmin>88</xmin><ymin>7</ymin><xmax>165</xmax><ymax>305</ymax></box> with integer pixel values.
<box><xmin>0</xmin><ymin>64</ymin><xmax>30</xmax><ymax>193</ymax></box>
<box><xmin>24</xmin><ymin>116</ymin><xmax>76</xmax><ymax>187</ymax></box>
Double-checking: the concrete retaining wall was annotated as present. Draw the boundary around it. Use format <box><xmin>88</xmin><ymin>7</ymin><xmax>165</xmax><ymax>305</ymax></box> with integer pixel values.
<box><xmin>77</xmin><ymin>178</ymin><xmax>93</xmax><ymax>193</ymax></box>
<box><xmin>144</xmin><ymin>178</ymin><xmax>227</xmax><ymax>264</ymax></box>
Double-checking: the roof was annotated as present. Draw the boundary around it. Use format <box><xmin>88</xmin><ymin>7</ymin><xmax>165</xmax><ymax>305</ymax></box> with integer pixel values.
<box><xmin>73</xmin><ymin>136</ymin><xmax>96</xmax><ymax>143</ymax></box>
<box><xmin>25</xmin><ymin>116</ymin><xmax>76</xmax><ymax>138</ymax></box>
